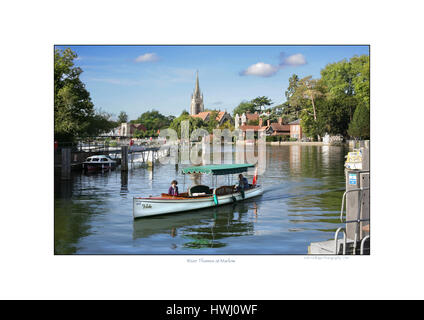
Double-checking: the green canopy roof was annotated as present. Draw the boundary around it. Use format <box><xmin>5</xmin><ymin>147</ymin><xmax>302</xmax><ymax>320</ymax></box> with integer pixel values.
<box><xmin>181</xmin><ymin>164</ymin><xmax>255</xmax><ymax>175</ymax></box>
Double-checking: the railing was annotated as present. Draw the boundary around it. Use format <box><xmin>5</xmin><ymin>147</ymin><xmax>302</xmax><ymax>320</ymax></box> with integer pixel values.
<box><xmin>338</xmin><ymin>184</ymin><xmax>370</xmax><ymax>255</ymax></box>
<box><xmin>360</xmin><ymin>235</ymin><xmax>370</xmax><ymax>255</ymax></box>
<box><xmin>334</xmin><ymin>227</ymin><xmax>347</xmax><ymax>255</ymax></box>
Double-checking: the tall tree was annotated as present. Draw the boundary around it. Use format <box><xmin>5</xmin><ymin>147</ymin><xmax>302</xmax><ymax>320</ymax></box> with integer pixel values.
<box><xmin>298</xmin><ymin>76</ymin><xmax>324</xmax><ymax>121</ymax></box>
<box><xmin>55</xmin><ymin>48</ymin><xmax>94</xmax><ymax>141</ymax></box>
<box><xmin>285</xmin><ymin>74</ymin><xmax>300</xmax><ymax>100</ymax></box>
<box><xmin>54</xmin><ymin>48</ymin><xmax>114</xmax><ymax>141</ymax></box>
<box><xmin>251</xmin><ymin>96</ymin><xmax>272</xmax><ymax>112</ymax></box>
<box><xmin>117</xmin><ymin>111</ymin><xmax>128</xmax><ymax>124</ymax></box>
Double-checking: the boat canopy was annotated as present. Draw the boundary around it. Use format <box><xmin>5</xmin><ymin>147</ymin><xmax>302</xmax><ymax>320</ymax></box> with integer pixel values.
<box><xmin>181</xmin><ymin>164</ymin><xmax>255</xmax><ymax>175</ymax></box>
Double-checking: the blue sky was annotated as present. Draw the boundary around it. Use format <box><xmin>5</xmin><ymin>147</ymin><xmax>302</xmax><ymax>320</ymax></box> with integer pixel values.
<box><xmin>57</xmin><ymin>45</ymin><xmax>369</xmax><ymax>120</ymax></box>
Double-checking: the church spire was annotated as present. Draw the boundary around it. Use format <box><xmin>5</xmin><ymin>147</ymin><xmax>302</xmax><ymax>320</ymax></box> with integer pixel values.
<box><xmin>190</xmin><ymin>70</ymin><xmax>204</xmax><ymax>115</ymax></box>
<box><xmin>194</xmin><ymin>70</ymin><xmax>200</xmax><ymax>97</ymax></box>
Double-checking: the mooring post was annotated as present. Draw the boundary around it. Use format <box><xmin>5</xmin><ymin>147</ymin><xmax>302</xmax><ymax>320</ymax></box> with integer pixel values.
<box><xmin>61</xmin><ymin>147</ymin><xmax>71</xmax><ymax>180</ymax></box>
<box><xmin>120</xmin><ymin>170</ymin><xmax>128</xmax><ymax>192</ymax></box>
<box><xmin>121</xmin><ymin>145</ymin><xmax>128</xmax><ymax>171</ymax></box>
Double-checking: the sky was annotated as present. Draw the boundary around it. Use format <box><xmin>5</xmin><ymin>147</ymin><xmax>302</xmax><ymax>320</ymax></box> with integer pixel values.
<box><xmin>56</xmin><ymin>45</ymin><xmax>369</xmax><ymax>120</ymax></box>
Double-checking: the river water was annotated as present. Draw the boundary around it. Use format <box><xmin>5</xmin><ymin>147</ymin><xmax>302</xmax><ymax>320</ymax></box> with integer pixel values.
<box><xmin>54</xmin><ymin>145</ymin><xmax>348</xmax><ymax>254</ymax></box>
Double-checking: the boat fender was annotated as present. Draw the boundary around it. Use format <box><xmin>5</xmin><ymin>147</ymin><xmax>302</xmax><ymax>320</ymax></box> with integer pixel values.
<box><xmin>241</xmin><ymin>189</ymin><xmax>245</xmax><ymax>199</ymax></box>
<box><xmin>231</xmin><ymin>195</ymin><xmax>237</xmax><ymax>202</ymax></box>
<box><xmin>213</xmin><ymin>194</ymin><xmax>218</xmax><ymax>205</ymax></box>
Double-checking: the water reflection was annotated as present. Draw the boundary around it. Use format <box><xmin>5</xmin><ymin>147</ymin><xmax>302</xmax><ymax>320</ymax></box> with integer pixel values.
<box><xmin>133</xmin><ymin>201</ymin><xmax>255</xmax><ymax>250</ymax></box>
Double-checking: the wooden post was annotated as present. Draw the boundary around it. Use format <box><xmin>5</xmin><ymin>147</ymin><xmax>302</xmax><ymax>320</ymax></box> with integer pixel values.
<box><xmin>61</xmin><ymin>148</ymin><xmax>71</xmax><ymax>180</ymax></box>
<box><xmin>120</xmin><ymin>170</ymin><xmax>128</xmax><ymax>192</ymax></box>
<box><xmin>121</xmin><ymin>146</ymin><xmax>128</xmax><ymax>171</ymax></box>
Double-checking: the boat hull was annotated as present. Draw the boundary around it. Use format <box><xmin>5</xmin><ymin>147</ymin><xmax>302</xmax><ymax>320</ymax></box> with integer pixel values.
<box><xmin>82</xmin><ymin>162</ymin><xmax>116</xmax><ymax>172</ymax></box>
<box><xmin>133</xmin><ymin>186</ymin><xmax>263</xmax><ymax>218</ymax></box>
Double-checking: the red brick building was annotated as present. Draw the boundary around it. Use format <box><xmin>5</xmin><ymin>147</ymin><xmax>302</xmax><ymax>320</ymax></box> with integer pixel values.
<box><xmin>288</xmin><ymin>119</ymin><xmax>302</xmax><ymax>140</ymax></box>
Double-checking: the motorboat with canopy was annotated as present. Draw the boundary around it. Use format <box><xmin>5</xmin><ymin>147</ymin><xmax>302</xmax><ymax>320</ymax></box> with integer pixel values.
<box><xmin>133</xmin><ymin>163</ymin><xmax>263</xmax><ymax>218</ymax></box>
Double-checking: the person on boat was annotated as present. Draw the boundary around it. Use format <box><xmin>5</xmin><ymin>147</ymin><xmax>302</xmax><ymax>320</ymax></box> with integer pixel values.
<box><xmin>236</xmin><ymin>174</ymin><xmax>249</xmax><ymax>191</ymax></box>
<box><xmin>168</xmin><ymin>180</ymin><xmax>179</xmax><ymax>196</ymax></box>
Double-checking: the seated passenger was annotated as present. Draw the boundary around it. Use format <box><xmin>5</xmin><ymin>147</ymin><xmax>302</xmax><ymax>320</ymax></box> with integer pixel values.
<box><xmin>168</xmin><ymin>180</ymin><xmax>179</xmax><ymax>196</ymax></box>
<box><xmin>236</xmin><ymin>174</ymin><xmax>249</xmax><ymax>191</ymax></box>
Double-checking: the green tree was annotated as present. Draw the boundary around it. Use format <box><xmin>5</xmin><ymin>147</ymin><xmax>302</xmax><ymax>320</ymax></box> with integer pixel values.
<box><xmin>285</xmin><ymin>74</ymin><xmax>300</xmax><ymax>100</ymax></box>
<box><xmin>117</xmin><ymin>111</ymin><xmax>128</xmax><ymax>124</ymax></box>
<box><xmin>55</xmin><ymin>48</ymin><xmax>94</xmax><ymax>141</ymax></box>
<box><xmin>320</xmin><ymin>54</ymin><xmax>369</xmax><ymax>121</ymax></box>
<box><xmin>133</xmin><ymin>129</ymin><xmax>145</xmax><ymax>139</ymax></box>
<box><xmin>218</xmin><ymin>121</ymin><xmax>235</xmax><ymax>131</ymax></box>
<box><xmin>169</xmin><ymin>112</ymin><xmax>206</xmax><ymax>138</ymax></box>
<box><xmin>298</xmin><ymin>76</ymin><xmax>324</xmax><ymax>121</ymax></box>
<box><xmin>251</xmin><ymin>96</ymin><xmax>272</xmax><ymax>112</ymax></box>
<box><xmin>247</xmin><ymin>119</ymin><xmax>259</xmax><ymax>126</ymax></box>
<box><xmin>287</xmin><ymin>75</ymin><xmax>311</xmax><ymax>120</ymax></box>
<box><xmin>233</xmin><ymin>100</ymin><xmax>256</xmax><ymax>116</ymax></box>
<box><xmin>350</xmin><ymin>55</ymin><xmax>370</xmax><ymax>110</ymax></box>
<box><xmin>290</xmin><ymin>76</ymin><xmax>326</xmax><ymax>139</ymax></box>
<box><xmin>282</xmin><ymin>54</ymin><xmax>370</xmax><ymax>140</ymax></box>
<box><xmin>348</xmin><ymin>103</ymin><xmax>370</xmax><ymax>139</ymax></box>
<box><xmin>281</xmin><ymin>74</ymin><xmax>304</xmax><ymax>121</ymax></box>
<box><xmin>317</xmin><ymin>98</ymin><xmax>351</xmax><ymax>136</ymax></box>
<box><xmin>205</xmin><ymin>110</ymin><xmax>219</xmax><ymax>133</ymax></box>
<box><xmin>54</xmin><ymin>48</ymin><xmax>115</xmax><ymax>141</ymax></box>
<box><xmin>300</xmin><ymin>107</ymin><xmax>325</xmax><ymax>140</ymax></box>
<box><xmin>132</xmin><ymin>110</ymin><xmax>173</xmax><ymax>131</ymax></box>
<box><xmin>86</xmin><ymin>110</ymin><xmax>117</xmax><ymax>136</ymax></box>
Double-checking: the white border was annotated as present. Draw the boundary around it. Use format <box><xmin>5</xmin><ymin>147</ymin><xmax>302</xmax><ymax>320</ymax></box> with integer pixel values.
<box><xmin>1</xmin><ymin>0</ymin><xmax>424</xmax><ymax>300</ymax></box>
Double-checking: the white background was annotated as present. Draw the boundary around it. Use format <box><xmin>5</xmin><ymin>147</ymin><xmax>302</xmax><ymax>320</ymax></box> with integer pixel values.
<box><xmin>1</xmin><ymin>0</ymin><xmax>423</xmax><ymax>299</ymax></box>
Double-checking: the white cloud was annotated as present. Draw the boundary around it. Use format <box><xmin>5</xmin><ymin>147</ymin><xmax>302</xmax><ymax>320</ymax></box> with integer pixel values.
<box><xmin>240</xmin><ymin>62</ymin><xmax>279</xmax><ymax>77</ymax></box>
<box><xmin>134</xmin><ymin>53</ymin><xmax>159</xmax><ymax>63</ymax></box>
<box><xmin>281</xmin><ymin>53</ymin><xmax>307</xmax><ymax>66</ymax></box>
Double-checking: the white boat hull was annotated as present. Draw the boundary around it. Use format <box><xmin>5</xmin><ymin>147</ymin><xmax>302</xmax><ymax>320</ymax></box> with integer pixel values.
<box><xmin>133</xmin><ymin>186</ymin><xmax>263</xmax><ymax>218</ymax></box>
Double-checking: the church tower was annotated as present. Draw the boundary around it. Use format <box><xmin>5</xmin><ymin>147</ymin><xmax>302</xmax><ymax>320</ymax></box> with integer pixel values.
<box><xmin>190</xmin><ymin>71</ymin><xmax>204</xmax><ymax>115</ymax></box>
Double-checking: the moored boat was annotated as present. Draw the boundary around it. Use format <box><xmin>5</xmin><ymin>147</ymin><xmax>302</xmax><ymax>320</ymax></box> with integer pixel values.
<box><xmin>133</xmin><ymin>164</ymin><xmax>263</xmax><ymax>218</ymax></box>
<box><xmin>82</xmin><ymin>155</ymin><xmax>117</xmax><ymax>172</ymax></box>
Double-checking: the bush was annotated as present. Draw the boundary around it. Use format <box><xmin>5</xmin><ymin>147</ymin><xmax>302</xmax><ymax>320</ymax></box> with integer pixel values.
<box><xmin>266</xmin><ymin>135</ymin><xmax>292</xmax><ymax>142</ymax></box>
<box><xmin>266</xmin><ymin>135</ymin><xmax>279</xmax><ymax>142</ymax></box>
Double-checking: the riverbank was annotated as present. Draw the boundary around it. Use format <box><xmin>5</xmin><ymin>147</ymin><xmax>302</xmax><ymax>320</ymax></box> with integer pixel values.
<box><xmin>260</xmin><ymin>140</ymin><xmax>369</xmax><ymax>147</ymax></box>
<box><xmin>267</xmin><ymin>141</ymin><xmax>326</xmax><ymax>146</ymax></box>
